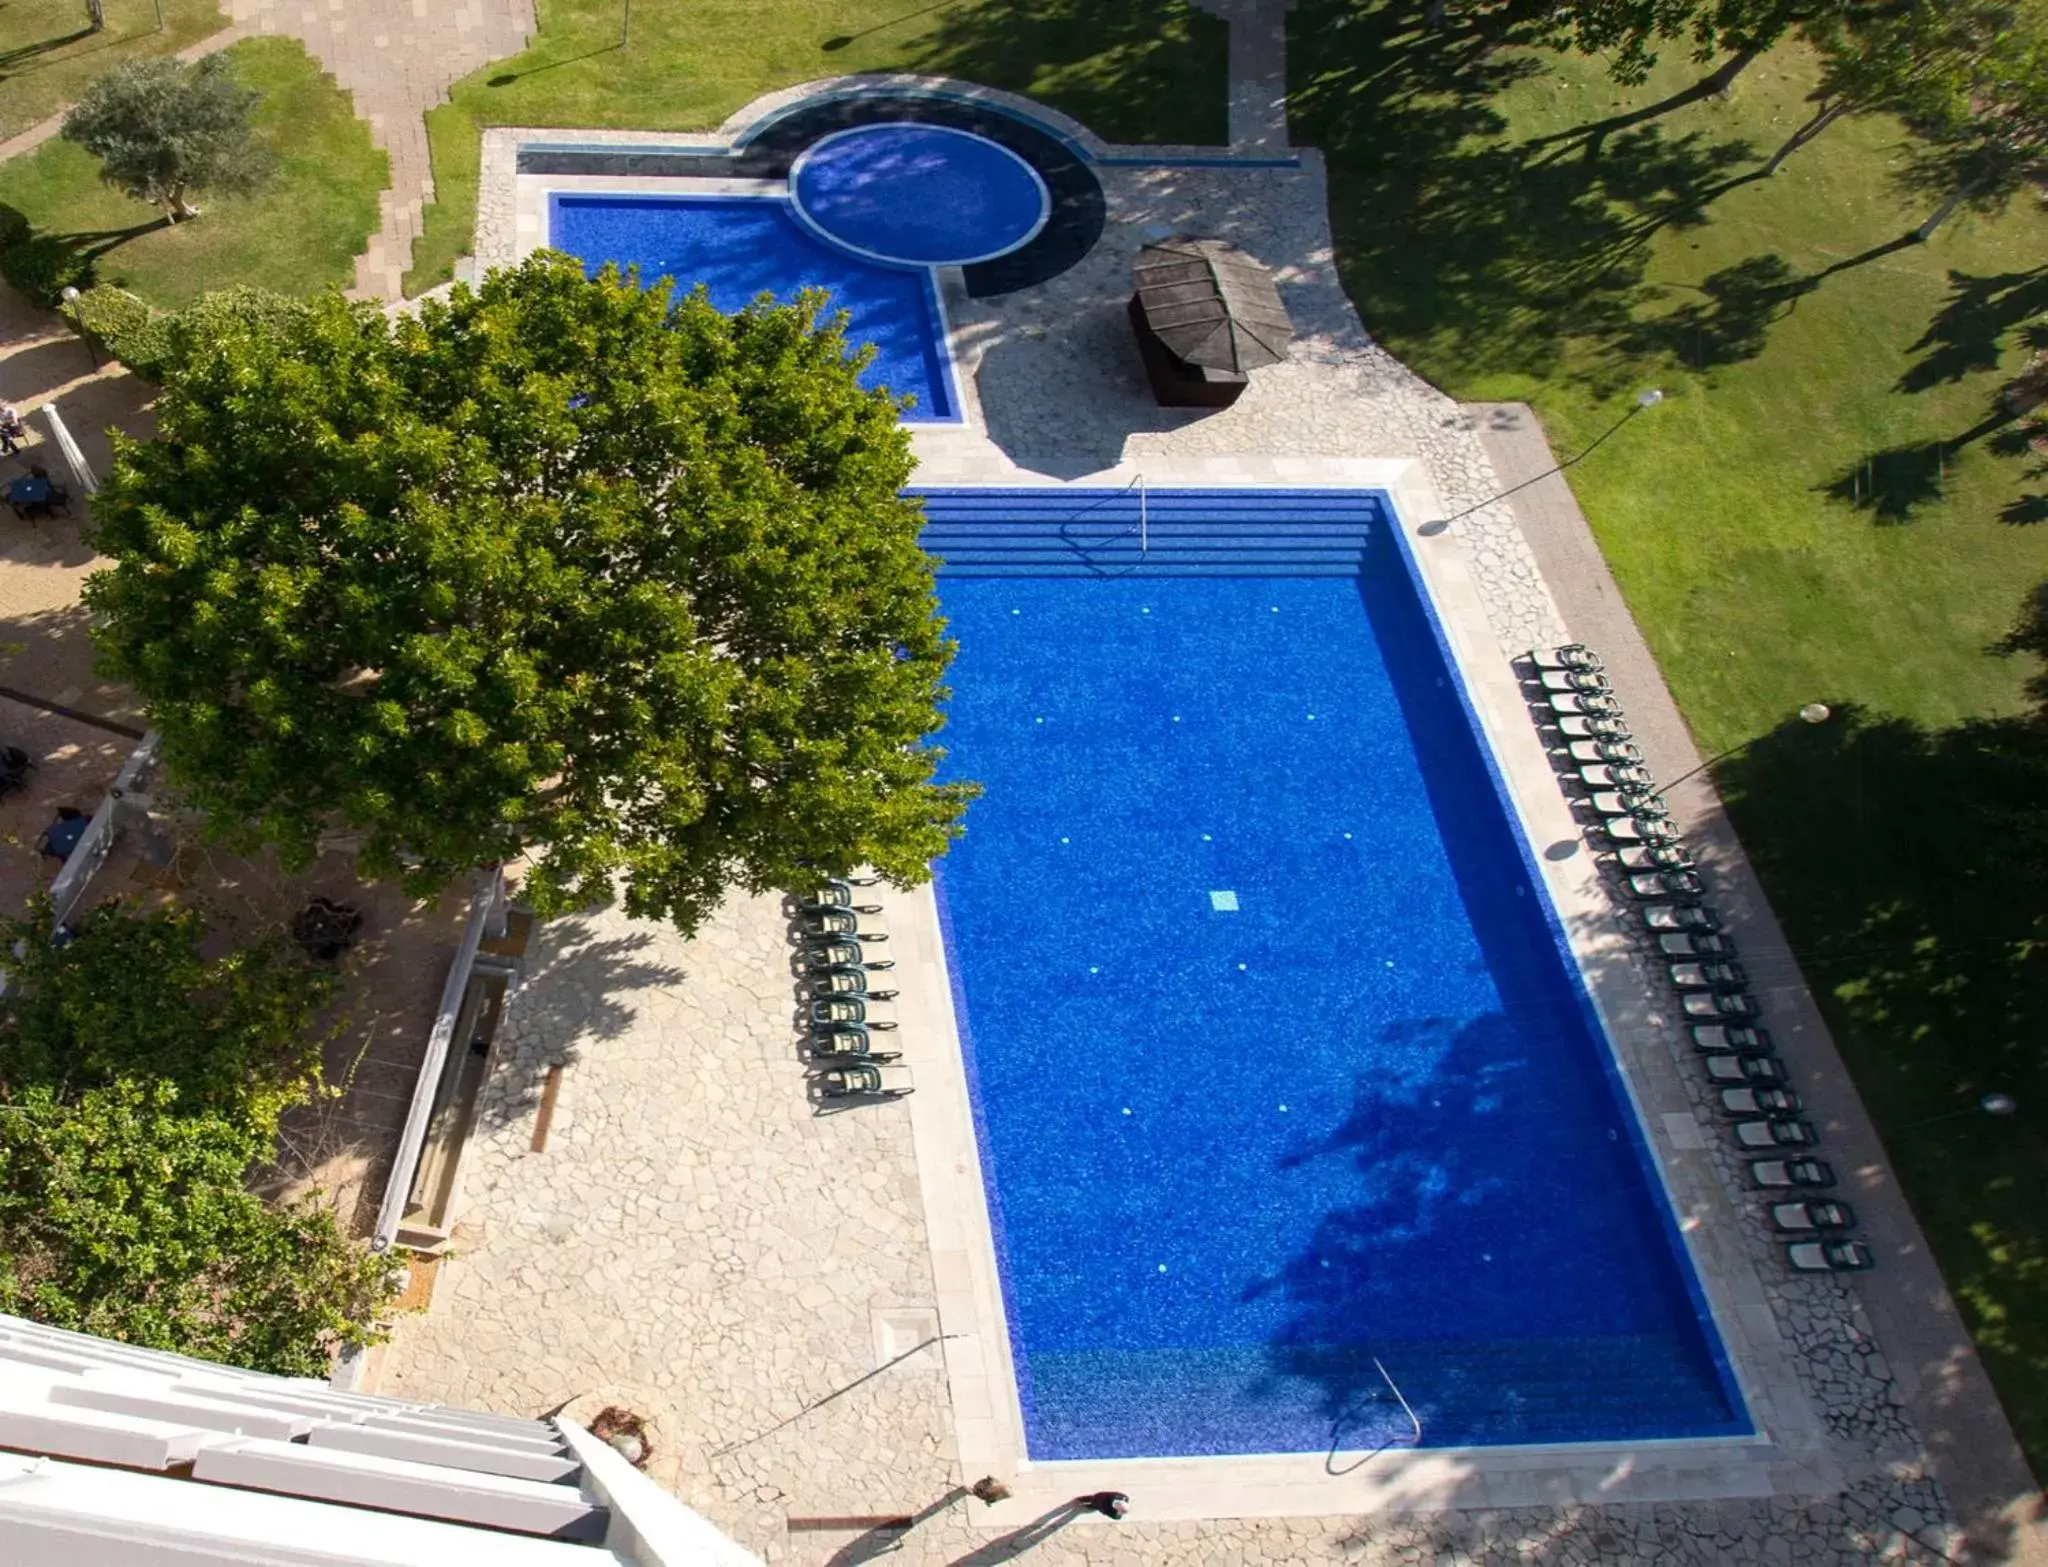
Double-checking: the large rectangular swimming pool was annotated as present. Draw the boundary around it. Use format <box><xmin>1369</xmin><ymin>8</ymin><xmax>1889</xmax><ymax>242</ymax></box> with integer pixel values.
<box><xmin>922</xmin><ymin>488</ymin><xmax>1749</xmax><ymax>1460</ymax></box>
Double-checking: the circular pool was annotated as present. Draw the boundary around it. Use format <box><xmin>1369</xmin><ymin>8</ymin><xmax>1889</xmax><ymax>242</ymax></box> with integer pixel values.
<box><xmin>790</xmin><ymin>123</ymin><xmax>1051</xmax><ymax>267</ymax></box>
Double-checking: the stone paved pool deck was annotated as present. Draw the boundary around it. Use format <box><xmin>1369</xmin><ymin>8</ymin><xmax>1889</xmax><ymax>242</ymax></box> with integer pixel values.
<box><xmin>376</xmin><ymin>75</ymin><xmax>2043</xmax><ymax>1567</ymax></box>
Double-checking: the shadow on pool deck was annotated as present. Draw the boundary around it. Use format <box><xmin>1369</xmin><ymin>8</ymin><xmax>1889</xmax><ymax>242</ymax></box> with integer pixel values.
<box><xmin>464</xmin><ymin>904</ymin><xmax>686</xmax><ymax>1143</ymax></box>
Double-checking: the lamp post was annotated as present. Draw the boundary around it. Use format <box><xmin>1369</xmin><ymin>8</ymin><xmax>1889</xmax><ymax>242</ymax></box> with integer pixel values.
<box><xmin>1901</xmin><ymin>1092</ymin><xmax>2017</xmax><ymax>1132</ymax></box>
<box><xmin>59</xmin><ymin>286</ymin><xmax>97</xmax><ymax>370</ymax></box>
<box><xmin>1421</xmin><ymin>388</ymin><xmax>1663</xmax><ymax>536</ymax></box>
<box><xmin>1664</xmin><ymin>701</ymin><xmax>1833</xmax><ymax>792</ymax></box>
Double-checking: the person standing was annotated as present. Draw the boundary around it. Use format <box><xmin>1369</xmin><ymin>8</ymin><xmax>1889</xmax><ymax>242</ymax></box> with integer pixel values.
<box><xmin>0</xmin><ymin>406</ymin><xmax>26</xmax><ymax>456</ymax></box>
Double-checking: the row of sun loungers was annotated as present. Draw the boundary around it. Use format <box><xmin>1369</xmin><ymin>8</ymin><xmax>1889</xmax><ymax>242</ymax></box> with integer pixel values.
<box><xmin>794</xmin><ymin>878</ymin><xmax>915</xmax><ymax>1104</ymax></box>
<box><xmin>1522</xmin><ymin>645</ymin><xmax>1874</xmax><ymax>1277</ymax></box>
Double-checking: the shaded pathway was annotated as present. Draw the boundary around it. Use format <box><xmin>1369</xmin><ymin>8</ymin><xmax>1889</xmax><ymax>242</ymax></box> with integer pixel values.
<box><xmin>1190</xmin><ymin>0</ymin><xmax>1294</xmax><ymax>152</ymax></box>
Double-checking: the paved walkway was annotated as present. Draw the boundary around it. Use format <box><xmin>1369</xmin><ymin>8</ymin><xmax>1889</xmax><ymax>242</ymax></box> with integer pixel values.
<box><xmin>375</xmin><ymin>893</ymin><xmax>959</xmax><ymax>1557</ymax></box>
<box><xmin>225</xmin><ymin>0</ymin><xmax>533</xmax><ymax>299</ymax></box>
<box><xmin>1191</xmin><ymin>0</ymin><xmax>1295</xmax><ymax>152</ymax></box>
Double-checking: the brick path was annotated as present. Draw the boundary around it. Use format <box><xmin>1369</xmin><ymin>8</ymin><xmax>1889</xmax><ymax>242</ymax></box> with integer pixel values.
<box><xmin>226</xmin><ymin>0</ymin><xmax>534</xmax><ymax>298</ymax></box>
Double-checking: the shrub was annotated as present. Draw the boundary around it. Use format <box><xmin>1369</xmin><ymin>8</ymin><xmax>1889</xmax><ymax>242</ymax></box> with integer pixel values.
<box><xmin>0</xmin><ymin>228</ymin><xmax>95</xmax><ymax>309</ymax></box>
<box><xmin>0</xmin><ymin>900</ymin><xmax>396</xmax><ymax>1374</ymax></box>
<box><xmin>67</xmin><ymin>285</ymin><xmax>163</xmax><ymax>373</ymax></box>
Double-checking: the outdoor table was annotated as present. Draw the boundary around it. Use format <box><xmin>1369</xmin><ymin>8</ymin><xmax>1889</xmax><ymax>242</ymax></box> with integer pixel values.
<box><xmin>5</xmin><ymin>471</ymin><xmax>51</xmax><ymax>507</ymax></box>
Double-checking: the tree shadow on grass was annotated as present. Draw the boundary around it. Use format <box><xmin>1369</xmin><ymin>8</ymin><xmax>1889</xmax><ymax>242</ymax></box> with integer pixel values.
<box><xmin>1818</xmin><ymin>398</ymin><xmax>2023</xmax><ymax>524</ymax></box>
<box><xmin>1716</xmin><ymin>698</ymin><xmax>2048</xmax><ymax>1471</ymax></box>
<box><xmin>1285</xmin><ymin>0</ymin><xmax>1768</xmax><ymax>391</ymax></box>
<box><xmin>901</xmin><ymin>0</ymin><xmax>1232</xmax><ymax>147</ymax></box>
<box><xmin>1897</xmin><ymin>266</ymin><xmax>2048</xmax><ymax>395</ymax></box>
<box><xmin>0</xmin><ymin>29</ymin><xmax>94</xmax><ymax>80</ymax></box>
<box><xmin>1612</xmin><ymin>252</ymin><xmax>1816</xmax><ymax>370</ymax></box>
<box><xmin>0</xmin><ymin>202</ymin><xmax>174</xmax><ymax>301</ymax></box>
<box><xmin>2002</xmin><ymin>488</ymin><xmax>2048</xmax><ymax>526</ymax></box>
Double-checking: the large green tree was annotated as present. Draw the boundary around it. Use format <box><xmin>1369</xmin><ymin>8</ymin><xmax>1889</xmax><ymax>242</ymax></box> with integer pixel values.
<box><xmin>0</xmin><ymin>903</ymin><xmax>394</xmax><ymax>1375</ymax></box>
<box><xmin>86</xmin><ymin>254</ymin><xmax>975</xmax><ymax>932</ymax></box>
<box><xmin>1750</xmin><ymin>0</ymin><xmax>2048</xmax><ymax>223</ymax></box>
<box><xmin>61</xmin><ymin>54</ymin><xmax>275</xmax><ymax>220</ymax></box>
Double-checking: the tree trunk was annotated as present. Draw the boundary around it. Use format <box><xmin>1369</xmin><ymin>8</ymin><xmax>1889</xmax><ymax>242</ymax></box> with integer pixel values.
<box><xmin>85</xmin><ymin>0</ymin><xmax>105</xmax><ymax>31</ymax></box>
<box><xmin>1762</xmin><ymin>98</ymin><xmax>1851</xmax><ymax>177</ymax></box>
<box><xmin>167</xmin><ymin>184</ymin><xmax>198</xmax><ymax>221</ymax></box>
<box><xmin>1425</xmin><ymin>0</ymin><xmax>1449</xmax><ymax>30</ymax></box>
<box><xmin>1568</xmin><ymin>46</ymin><xmax>1763</xmax><ymax>158</ymax></box>
<box><xmin>1915</xmin><ymin>186</ymin><xmax>1971</xmax><ymax>242</ymax></box>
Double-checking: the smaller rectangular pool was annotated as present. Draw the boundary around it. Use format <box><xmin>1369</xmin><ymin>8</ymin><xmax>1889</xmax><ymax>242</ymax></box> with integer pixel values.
<box><xmin>549</xmin><ymin>194</ymin><xmax>960</xmax><ymax>422</ymax></box>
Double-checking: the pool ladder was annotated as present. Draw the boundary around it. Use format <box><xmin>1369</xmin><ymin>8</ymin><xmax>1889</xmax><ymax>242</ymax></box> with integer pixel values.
<box><xmin>1327</xmin><ymin>1357</ymin><xmax>1423</xmax><ymax>1474</ymax></box>
<box><xmin>1376</xmin><ymin>1356</ymin><xmax>1423</xmax><ymax>1444</ymax></box>
<box><xmin>1056</xmin><ymin>473</ymin><xmax>1149</xmax><ymax>572</ymax></box>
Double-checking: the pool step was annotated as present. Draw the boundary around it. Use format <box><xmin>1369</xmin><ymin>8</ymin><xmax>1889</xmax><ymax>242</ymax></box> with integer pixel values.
<box><xmin>914</xmin><ymin>487</ymin><xmax>1385</xmax><ymax>578</ymax></box>
<box><xmin>1021</xmin><ymin>1329</ymin><xmax>1746</xmax><ymax>1458</ymax></box>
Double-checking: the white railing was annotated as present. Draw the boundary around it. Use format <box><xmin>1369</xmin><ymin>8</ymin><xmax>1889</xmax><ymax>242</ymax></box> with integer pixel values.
<box><xmin>48</xmin><ymin>730</ymin><xmax>161</xmax><ymax>928</ymax></box>
<box><xmin>1138</xmin><ymin>472</ymin><xmax>1149</xmax><ymax>555</ymax></box>
<box><xmin>368</xmin><ymin>865</ymin><xmax>505</xmax><ymax>1254</ymax></box>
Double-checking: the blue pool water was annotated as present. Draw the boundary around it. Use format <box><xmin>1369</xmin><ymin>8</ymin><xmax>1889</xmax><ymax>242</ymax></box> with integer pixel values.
<box><xmin>792</xmin><ymin>124</ymin><xmax>1050</xmax><ymax>265</ymax></box>
<box><xmin>923</xmin><ymin>489</ymin><xmax>1748</xmax><ymax>1459</ymax></box>
<box><xmin>550</xmin><ymin>195</ymin><xmax>957</xmax><ymax>421</ymax></box>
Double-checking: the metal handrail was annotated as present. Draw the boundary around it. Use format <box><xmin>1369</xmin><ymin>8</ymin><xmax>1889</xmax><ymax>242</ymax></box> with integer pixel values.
<box><xmin>1374</xmin><ymin>1356</ymin><xmax>1423</xmax><ymax>1444</ymax></box>
<box><xmin>1138</xmin><ymin>472</ymin><xmax>1148</xmax><ymax>554</ymax></box>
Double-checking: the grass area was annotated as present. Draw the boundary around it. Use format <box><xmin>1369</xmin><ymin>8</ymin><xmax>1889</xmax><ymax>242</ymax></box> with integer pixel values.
<box><xmin>0</xmin><ymin>0</ymin><xmax>228</xmax><ymax>143</ymax></box>
<box><xmin>0</xmin><ymin>35</ymin><xmax>386</xmax><ymax>305</ymax></box>
<box><xmin>1293</xmin><ymin>2</ymin><xmax>2048</xmax><ymax>1475</ymax></box>
<box><xmin>406</xmin><ymin>0</ymin><xmax>1228</xmax><ymax>293</ymax></box>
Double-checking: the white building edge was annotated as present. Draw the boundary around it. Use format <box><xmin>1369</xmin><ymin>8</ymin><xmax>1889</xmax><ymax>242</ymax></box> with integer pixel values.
<box><xmin>0</xmin><ymin>1314</ymin><xmax>762</xmax><ymax>1566</ymax></box>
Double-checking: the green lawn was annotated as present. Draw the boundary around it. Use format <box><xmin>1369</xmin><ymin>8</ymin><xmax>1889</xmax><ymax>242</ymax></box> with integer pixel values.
<box><xmin>1293</xmin><ymin>2</ymin><xmax>2048</xmax><ymax>1474</ymax></box>
<box><xmin>0</xmin><ymin>0</ymin><xmax>229</xmax><ymax>143</ymax></box>
<box><xmin>0</xmin><ymin>35</ymin><xmax>386</xmax><ymax>305</ymax></box>
<box><xmin>406</xmin><ymin>0</ymin><xmax>1228</xmax><ymax>293</ymax></box>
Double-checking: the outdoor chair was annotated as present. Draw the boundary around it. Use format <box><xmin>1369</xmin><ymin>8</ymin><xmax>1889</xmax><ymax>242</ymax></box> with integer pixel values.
<box><xmin>817</xmin><ymin>1063</ymin><xmax>914</xmax><ymax>1100</ymax></box>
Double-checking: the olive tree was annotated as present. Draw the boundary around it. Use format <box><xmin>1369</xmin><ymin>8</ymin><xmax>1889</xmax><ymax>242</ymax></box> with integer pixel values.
<box><xmin>86</xmin><ymin>253</ymin><xmax>976</xmax><ymax>932</ymax></box>
<box><xmin>61</xmin><ymin>54</ymin><xmax>275</xmax><ymax>220</ymax></box>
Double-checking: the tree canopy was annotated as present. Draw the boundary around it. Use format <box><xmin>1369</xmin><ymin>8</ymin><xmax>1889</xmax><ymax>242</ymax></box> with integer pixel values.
<box><xmin>1</xmin><ymin>899</ymin><xmax>334</xmax><ymax>1130</ymax></box>
<box><xmin>0</xmin><ymin>903</ymin><xmax>392</xmax><ymax>1376</ymax></box>
<box><xmin>86</xmin><ymin>253</ymin><xmax>976</xmax><ymax>932</ymax></box>
<box><xmin>61</xmin><ymin>54</ymin><xmax>275</xmax><ymax>219</ymax></box>
<box><xmin>1527</xmin><ymin>0</ymin><xmax>1815</xmax><ymax>85</ymax></box>
<box><xmin>1881</xmin><ymin>6</ymin><xmax>2048</xmax><ymax>234</ymax></box>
